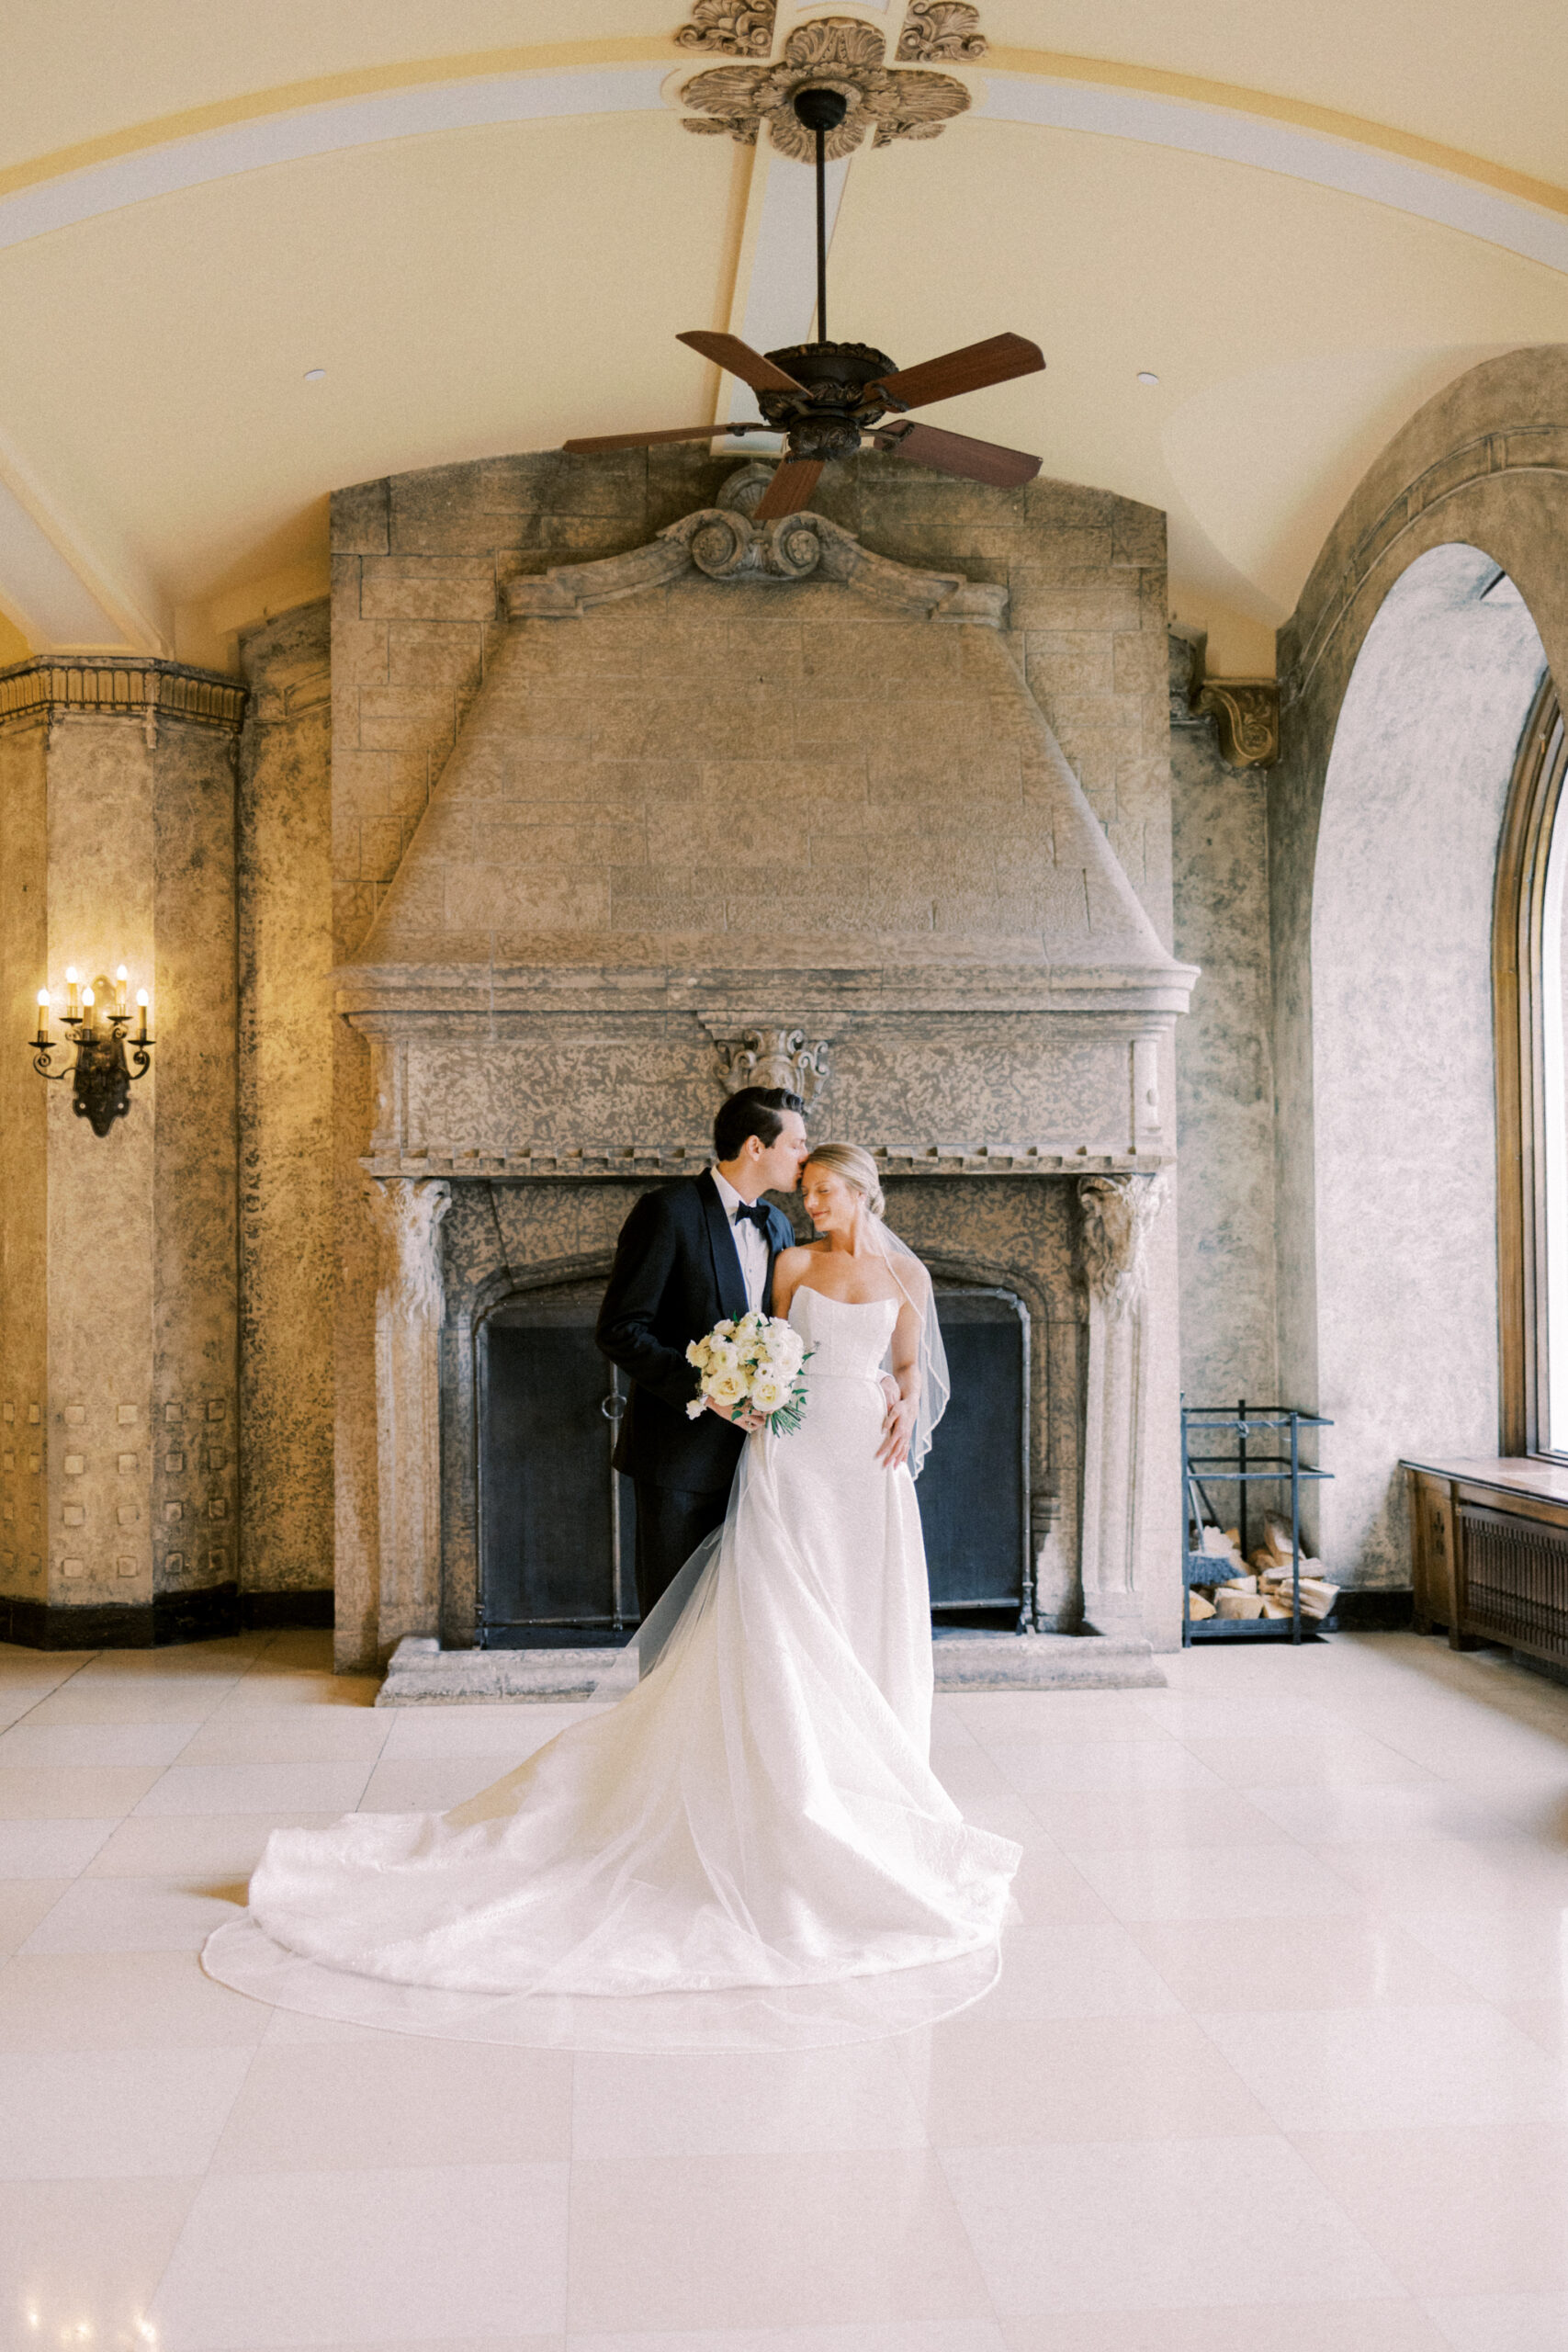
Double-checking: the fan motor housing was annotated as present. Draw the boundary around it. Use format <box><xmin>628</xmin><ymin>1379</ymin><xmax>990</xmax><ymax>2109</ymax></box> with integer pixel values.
<box><xmin>758</xmin><ymin>341</ymin><xmax>899</xmax><ymax>462</ymax></box>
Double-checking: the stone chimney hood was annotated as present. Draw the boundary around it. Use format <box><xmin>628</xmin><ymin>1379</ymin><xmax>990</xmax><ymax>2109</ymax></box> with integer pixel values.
<box><xmin>340</xmin><ymin>503</ymin><xmax>1196</xmax><ymax>1023</ymax></box>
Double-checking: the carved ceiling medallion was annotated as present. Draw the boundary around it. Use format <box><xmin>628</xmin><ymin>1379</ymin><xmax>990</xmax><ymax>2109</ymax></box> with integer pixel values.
<box><xmin>680</xmin><ymin>16</ymin><xmax>972</xmax><ymax>159</ymax></box>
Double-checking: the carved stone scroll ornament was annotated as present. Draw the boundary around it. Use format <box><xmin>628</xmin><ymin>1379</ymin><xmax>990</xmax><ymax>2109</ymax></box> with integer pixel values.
<box><xmin>680</xmin><ymin>17</ymin><xmax>971</xmax><ymax>158</ymax></box>
<box><xmin>712</xmin><ymin>1027</ymin><xmax>832</xmax><ymax>1104</ymax></box>
<box><xmin>897</xmin><ymin>3</ymin><xmax>987</xmax><ymax>62</ymax></box>
<box><xmin>1192</xmin><ymin>680</ymin><xmax>1280</xmax><ymax>771</ymax></box>
<box><xmin>507</xmin><ymin>505</ymin><xmax>1009</xmax><ymax>625</ymax></box>
<box><xmin>510</xmin><ymin>503</ymin><xmax>1010</xmax><ymax>625</ymax></box>
<box><xmin>674</xmin><ymin>1</ymin><xmax>777</xmax><ymax>53</ymax></box>
<box><xmin>1077</xmin><ymin>1172</ymin><xmax>1169</xmax><ymax>1321</ymax></box>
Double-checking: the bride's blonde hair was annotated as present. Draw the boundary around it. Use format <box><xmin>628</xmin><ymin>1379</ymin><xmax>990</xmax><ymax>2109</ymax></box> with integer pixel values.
<box><xmin>803</xmin><ymin>1142</ymin><xmax>886</xmax><ymax>1220</ymax></box>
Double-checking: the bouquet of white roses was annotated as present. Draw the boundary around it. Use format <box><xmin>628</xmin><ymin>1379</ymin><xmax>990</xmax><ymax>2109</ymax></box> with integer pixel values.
<box><xmin>685</xmin><ymin>1309</ymin><xmax>811</xmax><ymax>1435</ymax></box>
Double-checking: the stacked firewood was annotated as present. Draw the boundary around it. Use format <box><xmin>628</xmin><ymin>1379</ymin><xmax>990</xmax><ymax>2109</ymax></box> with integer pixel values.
<box><xmin>1188</xmin><ymin>1514</ymin><xmax>1339</xmax><ymax>1624</ymax></box>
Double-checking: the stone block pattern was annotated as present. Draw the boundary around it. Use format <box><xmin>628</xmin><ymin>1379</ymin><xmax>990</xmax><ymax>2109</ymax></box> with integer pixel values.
<box><xmin>237</xmin><ymin>604</ymin><xmax>334</xmax><ymax>1593</ymax></box>
<box><xmin>355</xmin><ymin>570</ymin><xmax>1162</xmax><ymax>978</ymax></box>
<box><xmin>330</xmin><ymin>449</ymin><xmax>1173</xmax><ymax>961</ymax></box>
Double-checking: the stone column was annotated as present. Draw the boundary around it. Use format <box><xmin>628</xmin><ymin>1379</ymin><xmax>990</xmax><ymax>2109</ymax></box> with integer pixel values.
<box><xmin>0</xmin><ymin>660</ymin><xmax>247</xmax><ymax>1641</ymax></box>
<box><xmin>1077</xmin><ymin>1171</ymin><xmax>1171</xmax><ymax>1642</ymax></box>
<box><xmin>364</xmin><ymin>1176</ymin><xmax>450</xmax><ymax>1657</ymax></box>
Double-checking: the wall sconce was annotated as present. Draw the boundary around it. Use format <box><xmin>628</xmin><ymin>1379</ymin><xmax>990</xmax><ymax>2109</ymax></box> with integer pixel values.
<box><xmin>31</xmin><ymin>965</ymin><xmax>155</xmax><ymax>1136</ymax></box>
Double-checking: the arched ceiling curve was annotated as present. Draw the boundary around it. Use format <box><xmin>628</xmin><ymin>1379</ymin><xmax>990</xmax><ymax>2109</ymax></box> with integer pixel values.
<box><xmin>2</xmin><ymin>1</ymin><xmax>1565</xmax><ymax>675</ymax></box>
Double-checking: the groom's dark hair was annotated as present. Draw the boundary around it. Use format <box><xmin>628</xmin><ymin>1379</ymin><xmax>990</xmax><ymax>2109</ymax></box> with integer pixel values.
<box><xmin>714</xmin><ymin>1086</ymin><xmax>805</xmax><ymax>1162</ymax></box>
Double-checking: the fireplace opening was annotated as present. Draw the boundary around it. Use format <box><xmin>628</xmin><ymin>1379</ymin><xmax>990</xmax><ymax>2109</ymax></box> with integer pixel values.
<box><xmin>475</xmin><ymin>1275</ymin><xmax>1032</xmax><ymax>1647</ymax></box>
<box><xmin>478</xmin><ymin>1283</ymin><xmax>637</xmax><ymax>1649</ymax></box>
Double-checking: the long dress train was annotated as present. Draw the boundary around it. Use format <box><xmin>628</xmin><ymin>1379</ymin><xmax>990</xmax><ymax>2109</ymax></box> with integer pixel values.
<box><xmin>202</xmin><ymin>1288</ymin><xmax>1021</xmax><ymax>2049</ymax></box>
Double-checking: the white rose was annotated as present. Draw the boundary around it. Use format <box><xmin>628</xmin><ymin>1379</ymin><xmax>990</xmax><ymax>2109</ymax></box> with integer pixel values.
<box><xmin>685</xmin><ymin>1398</ymin><xmax>706</xmax><ymax>1419</ymax></box>
<box><xmin>750</xmin><ymin>1372</ymin><xmax>786</xmax><ymax>1414</ymax></box>
<box><xmin>686</xmin><ymin>1339</ymin><xmax>707</xmax><ymax>1367</ymax></box>
<box><xmin>715</xmin><ymin>1320</ymin><xmax>737</xmax><ymax>1341</ymax></box>
<box><xmin>709</xmin><ymin>1371</ymin><xmax>749</xmax><ymax>1409</ymax></box>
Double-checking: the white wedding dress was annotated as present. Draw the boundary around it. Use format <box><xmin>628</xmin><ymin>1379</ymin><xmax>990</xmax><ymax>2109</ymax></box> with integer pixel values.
<box><xmin>203</xmin><ymin>1287</ymin><xmax>1021</xmax><ymax>2048</ymax></box>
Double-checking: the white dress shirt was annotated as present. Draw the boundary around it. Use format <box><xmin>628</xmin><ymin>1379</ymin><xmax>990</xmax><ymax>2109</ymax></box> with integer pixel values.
<box><xmin>710</xmin><ymin>1166</ymin><xmax>770</xmax><ymax>1316</ymax></box>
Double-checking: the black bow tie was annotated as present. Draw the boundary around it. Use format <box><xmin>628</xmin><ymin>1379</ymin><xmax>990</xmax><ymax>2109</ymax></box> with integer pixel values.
<box><xmin>732</xmin><ymin>1200</ymin><xmax>771</xmax><ymax>1232</ymax></box>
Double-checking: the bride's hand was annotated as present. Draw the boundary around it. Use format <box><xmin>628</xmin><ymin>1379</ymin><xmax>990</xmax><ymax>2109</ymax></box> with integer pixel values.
<box><xmin>876</xmin><ymin>1391</ymin><xmax>917</xmax><ymax>1469</ymax></box>
<box><xmin>707</xmin><ymin>1396</ymin><xmax>764</xmax><ymax>1434</ymax></box>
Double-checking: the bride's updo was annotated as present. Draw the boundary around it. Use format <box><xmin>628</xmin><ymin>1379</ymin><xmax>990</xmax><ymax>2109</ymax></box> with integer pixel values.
<box><xmin>803</xmin><ymin>1142</ymin><xmax>886</xmax><ymax>1219</ymax></box>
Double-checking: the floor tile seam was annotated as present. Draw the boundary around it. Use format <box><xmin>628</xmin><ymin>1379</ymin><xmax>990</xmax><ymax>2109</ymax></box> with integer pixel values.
<box><xmin>0</xmin><ymin>1652</ymin><xmax>105</xmax><ymax>1731</ymax></box>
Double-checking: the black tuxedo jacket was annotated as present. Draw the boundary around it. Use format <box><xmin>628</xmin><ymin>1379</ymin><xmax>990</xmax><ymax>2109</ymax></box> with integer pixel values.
<box><xmin>596</xmin><ymin>1171</ymin><xmax>796</xmax><ymax>1493</ymax></box>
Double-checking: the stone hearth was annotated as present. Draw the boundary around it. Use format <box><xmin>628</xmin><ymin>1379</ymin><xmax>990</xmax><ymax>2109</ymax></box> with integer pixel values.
<box><xmin>333</xmin><ymin>453</ymin><xmax>1195</xmax><ymax>1683</ymax></box>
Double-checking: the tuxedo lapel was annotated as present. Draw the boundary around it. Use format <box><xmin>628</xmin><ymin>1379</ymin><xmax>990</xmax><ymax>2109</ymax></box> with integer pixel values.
<box><xmin>695</xmin><ymin>1170</ymin><xmax>749</xmax><ymax>1323</ymax></box>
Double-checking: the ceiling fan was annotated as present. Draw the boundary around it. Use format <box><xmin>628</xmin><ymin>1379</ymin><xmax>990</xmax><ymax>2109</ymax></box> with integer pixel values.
<box><xmin>561</xmin><ymin>85</ymin><xmax>1046</xmax><ymax>521</ymax></box>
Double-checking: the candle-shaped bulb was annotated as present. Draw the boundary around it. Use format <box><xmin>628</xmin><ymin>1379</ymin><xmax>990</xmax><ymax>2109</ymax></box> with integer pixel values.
<box><xmin>37</xmin><ymin>988</ymin><xmax>49</xmax><ymax>1008</ymax></box>
<box><xmin>65</xmin><ymin>967</ymin><xmax>77</xmax><ymax>983</ymax></box>
<box><xmin>81</xmin><ymin>986</ymin><xmax>94</xmax><ymax>1010</ymax></box>
<box><xmin>116</xmin><ymin>965</ymin><xmax>127</xmax><ymax>979</ymax></box>
<box><xmin>114</xmin><ymin>963</ymin><xmax>128</xmax><ymax>1014</ymax></box>
<box><xmin>64</xmin><ymin>967</ymin><xmax>79</xmax><ymax>1019</ymax></box>
<box><xmin>136</xmin><ymin>988</ymin><xmax>148</xmax><ymax>1005</ymax></box>
<box><xmin>136</xmin><ymin>987</ymin><xmax>149</xmax><ymax>1041</ymax></box>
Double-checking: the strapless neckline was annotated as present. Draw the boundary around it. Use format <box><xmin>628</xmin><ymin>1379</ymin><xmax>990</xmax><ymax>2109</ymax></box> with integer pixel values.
<box><xmin>791</xmin><ymin>1287</ymin><xmax>898</xmax><ymax>1312</ymax></box>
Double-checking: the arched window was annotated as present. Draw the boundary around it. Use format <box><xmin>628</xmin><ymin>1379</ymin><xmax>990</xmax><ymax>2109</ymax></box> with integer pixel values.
<box><xmin>1495</xmin><ymin>675</ymin><xmax>1568</xmax><ymax>1453</ymax></box>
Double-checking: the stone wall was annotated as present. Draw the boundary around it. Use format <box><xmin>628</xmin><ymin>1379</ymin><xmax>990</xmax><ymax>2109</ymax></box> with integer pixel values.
<box><xmin>236</xmin><ymin>605</ymin><xmax>334</xmax><ymax>1598</ymax></box>
<box><xmin>1170</xmin><ymin>707</ymin><xmax>1279</xmax><ymax>1414</ymax></box>
<box><xmin>1271</xmin><ymin>347</ymin><xmax>1568</xmax><ymax>1583</ymax></box>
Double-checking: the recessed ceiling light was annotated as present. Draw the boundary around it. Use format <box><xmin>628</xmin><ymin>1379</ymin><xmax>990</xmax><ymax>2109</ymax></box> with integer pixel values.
<box><xmin>303</xmin><ymin>368</ymin><xmax>326</xmax><ymax>383</ymax></box>
<box><xmin>1136</xmin><ymin>371</ymin><xmax>1160</xmax><ymax>387</ymax></box>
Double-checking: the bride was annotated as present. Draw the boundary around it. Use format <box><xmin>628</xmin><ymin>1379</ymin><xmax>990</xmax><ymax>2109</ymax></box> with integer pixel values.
<box><xmin>203</xmin><ymin>1143</ymin><xmax>1021</xmax><ymax>2048</ymax></box>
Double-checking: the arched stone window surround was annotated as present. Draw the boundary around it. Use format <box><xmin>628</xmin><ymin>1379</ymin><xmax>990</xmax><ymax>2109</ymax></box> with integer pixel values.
<box><xmin>1306</xmin><ymin>545</ymin><xmax>1546</xmax><ymax>1583</ymax></box>
<box><xmin>1495</xmin><ymin>673</ymin><xmax>1568</xmax><ymax>1454</ymax></box>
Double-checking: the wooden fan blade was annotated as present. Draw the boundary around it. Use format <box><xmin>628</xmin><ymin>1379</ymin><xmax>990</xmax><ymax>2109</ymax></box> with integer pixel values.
<box><xmin>677</xmin><ymin>331</ymin><xmax>806</xmax><ymax>393</ymax></box>
<box><xmin>562</xmin><ymin>424</ymin><xmax>759</xmax><ymax>452</ymax></box>
<box><xmin>752</xmin><ymin>459</ymin><xmax>824</xmax><ymax>520</ymax></box>
<box><xmin>876</xmin><ymin>420</ymin><xmax>1041</xmax><ymax>488</ymax></box>
<box><xmin>870</xmin><ymin>333</ymin><xmax>1044</xmax><ymax>412</ymax></box>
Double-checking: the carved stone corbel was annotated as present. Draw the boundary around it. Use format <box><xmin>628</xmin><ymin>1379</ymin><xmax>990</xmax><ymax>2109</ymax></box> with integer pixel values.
<box><xmin>1078</xmin><ymin>1170</ymin><xmax>1169</xmax><ymax>1320</ymax></box>
<box><xmin>364</xmin><ymin>1177</ymin><xmax>450</xmax><ymax>1655</ymax></box>
<box><xmin>709</xmin><ymin>1025</ymin><xmax>832</xmax><ymax>1104</ymax></box>
<box><xmin>1193</xmin><ymin>681</ymin><xmax>1280</xmax><ymax>770</ymax></box>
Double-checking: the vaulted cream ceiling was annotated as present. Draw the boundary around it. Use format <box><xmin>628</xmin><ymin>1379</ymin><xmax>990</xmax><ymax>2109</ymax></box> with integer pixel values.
<box><xmin>3</xmin><ymin>2</ymin><xmax>1566</xmax><ymax>675</ymax></box>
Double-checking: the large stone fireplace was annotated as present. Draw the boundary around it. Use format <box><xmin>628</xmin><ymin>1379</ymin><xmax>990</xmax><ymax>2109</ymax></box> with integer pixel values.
<box><xmin>330</xmin><ymin>448</ymin><xmax>1194</xmax><ymax>1681</ymax></box>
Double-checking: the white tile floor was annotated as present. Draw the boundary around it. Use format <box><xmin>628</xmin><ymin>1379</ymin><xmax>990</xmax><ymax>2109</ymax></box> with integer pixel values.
<box><xmin>7</xmin><ymin>1631</ymin><xmax>1568</xmax><ymax>2350</ymax></box>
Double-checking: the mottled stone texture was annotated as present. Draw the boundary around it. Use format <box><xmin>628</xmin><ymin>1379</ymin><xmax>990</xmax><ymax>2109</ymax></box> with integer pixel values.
<box><xmin>0</xmin><ymin>724</ymin><xmax>48</xmax><ymax>1598</ymax></box>
<box><xmin>1170</xmin><ymin>714</ymin><xmax>1279</xmax><ymax>1410</ymax></box>
<box><xmin>0</xmin><ymin>693</ymin><xmax>241</xmax><ymax>1615</ymax></box>
<box><xmin>1272</xmin><ymin>347</ymin><xmax>1568</xmax><ymax>1583</ymax></box>
<box><xmin>331</xmin><ymin>448</ymin><xmax>1185</xmax><ymax>1667</ymax></box>
<box><xmin>331</xmin><ymin>449</ymin><xmax>1174</xmax><ymax>956</ymax></box>
<box><xmin>237</xmin><ymin>605</ymin><xmax>333</xmax><ymax>1592</ymax></box>
<box><xmin>1308</xmin><ymin>548</ymin><xmax>1544</xmax><ymax>1582</ymax></box>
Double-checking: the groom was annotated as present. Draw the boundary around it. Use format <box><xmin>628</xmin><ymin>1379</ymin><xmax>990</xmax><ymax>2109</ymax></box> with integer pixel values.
<box><xmin>596</xmin><ymin>1086</ymin><xmax>809</xmax><ymax>1618</ymax></box>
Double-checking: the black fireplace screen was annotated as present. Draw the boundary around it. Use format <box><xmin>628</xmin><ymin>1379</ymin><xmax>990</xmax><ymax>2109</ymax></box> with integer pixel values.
<box><xmin>477</xmin><ymin>1282</ymin><xmax>1029</xmax><ymax>1647</ymax></box>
